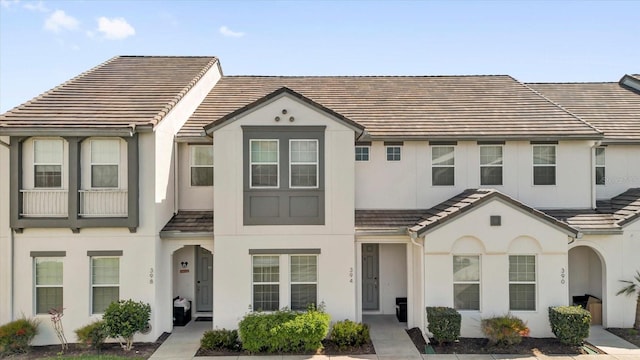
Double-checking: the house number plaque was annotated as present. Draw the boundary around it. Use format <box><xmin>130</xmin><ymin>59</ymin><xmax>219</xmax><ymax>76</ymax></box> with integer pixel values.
<box><xmin>560</xmin><ymin>267</ymin><xmax>565</xmax><ymax>284</ymax></box>
<box><xmin>349</xmin><ymin>267</ymin><xmax>354</xmax><ymax>283</ymax></box>
<box><xmin>149</xmin><ymin>268</ymin><xmax>154</xmax><ymax>284</ymax></box>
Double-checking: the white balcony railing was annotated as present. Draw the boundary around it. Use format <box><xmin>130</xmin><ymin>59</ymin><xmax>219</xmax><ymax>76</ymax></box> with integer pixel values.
<box><xmin>80</xmin><ymin>189</ymin><xmax>128</xmax><ymax>217</ymax></box>
<box><xmin>20</xmin><ymin>189</ymin><xmax>68</xmax><ymax>217</ymax></box>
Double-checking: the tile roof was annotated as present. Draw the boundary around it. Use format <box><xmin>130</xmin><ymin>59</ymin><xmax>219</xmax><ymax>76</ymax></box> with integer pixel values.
<box><xmin>160</xmin><ymin>211</ymin><xmax>213</xmax><ymax>237</ymax></box>
<box><xmin>182</xmin><ymin>75</ymin><xmax>602</xmax><ymax>140</ymax></box>
<box><xmin>528</xmin><ymin>81</ymin><xmax>640</xmax><ymax>142</ymax></box>
<box><xmin>355</xmin><ymin>209</ymin><xmax>428</xmax><ymax>232</ymax></box>
<box><xmin>0</xmin><ymin>56</ymin><xmax>218</xmax><ymax>131</ymax></box>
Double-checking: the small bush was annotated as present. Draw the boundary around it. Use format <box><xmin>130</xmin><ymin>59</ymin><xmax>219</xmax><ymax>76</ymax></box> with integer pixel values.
<box><xmin>426</xmin><ymin>307</ymin><xmax>461</xmax><ymax>344</ymax></box>
<box><xmin>238</xmin><ymin>306</ymin><xmax>330</xmax><ymax>353</ymax></box>
<box><xmin>75</xmin><ymin>320</ymin><xmax>108</xmax><ymax>349</ymax></box>
<box><xmin>103</xmin><ymin>299</ymin><xmax>151</xmax><ymax>351</ymax></box>
<box><xmin>201</xmin><ymin>329</ymin><xmax>240</xmax><ymax>351</ymax></box>
<box><xmin>549</xmin><ymin>306</ymin><xmax>591</xmax><ymax>346</ymax></box>
<box><xmin>330</xmin><ymin>320</ymin><xmax>370</xmax><ymax>349</ymax></box>
<box><xmin>0</xmin><ymin>317</ymin><xmax>39</xmax><ymax>355</ymax></box>
<box><xmin>481</xmin><ymin>314</ymin><xmax>530</xmax><ymax>346</ymax></box>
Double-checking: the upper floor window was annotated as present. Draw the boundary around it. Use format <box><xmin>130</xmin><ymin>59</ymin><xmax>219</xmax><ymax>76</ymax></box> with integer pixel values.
<box><xmin>34</xmin><ymin>139</ymin><xmax>63</xmax><ymax>188</ymax></box>
<box><xmin>386</xmin><ymin>146</ymin><xmax>401</xmax><ymax>161</ymax></box>
<box><xmin>34</xmin><ymin>257</ymin><xmax>63</xmax><ymax>314</ymax></box>
<box><xmin>595</xmin><ymin>147</ymin><xmax>605</xmax><ymax>185</ymax></box>
<box><xmin>355</xmin><ymin>146</ymin><xmax>370</xmax><ymax>161</ymax></box>
<box><xmin>91</xmin><ymin>257</ymin><xmax>120</xmax><ymax>314</ymax></box>
<box><xmin>290</xmin><ymin>140</ymin><xmax>318</xmax><ymax>188</ymax></box>
<box><xmin>480</xmin><ymin>146</ymin><xmax>503</xmax><ymax>186</ymax></box>
<box><xmin>91</xmin><ymin>139</ymin><xmax>119</xmax><ymax>188</ymax></box>
<box><xmin>532</xmin><ymin>145</ymin><xmax>556</xmax><ymax>185</ymax></box>
<box><xmin>509</xmin><ymin>255</ymin><xmax>536</xmax><ymax>311</ymax></box>
<box><xmin>191</xmin><ymin>145</ymin><xmax>214</xmax><ymax>186</ymax></box>
<box><xmin>453</xmin><ymin>255</ymin><xmax>480</xmax><ymax>311</ymax></box>
<box><xmin>432</xmin><ymin>146</ymin><xmax>455</xmax><ymax>186</ymax></box>
<box><xmin>250</xmin><ymin>139</ymin><xmax>279</xmax><ymax>188</ymax></box>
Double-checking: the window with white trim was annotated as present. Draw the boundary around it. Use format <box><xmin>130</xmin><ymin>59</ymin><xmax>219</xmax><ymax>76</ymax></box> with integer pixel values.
<box><xmin>290</xmin><ymin>140</ymin><xmax>318</xmax><ymax>188</ymax></box>
<box><xmin>386</xmin><ymin>146</ymin><xmax>401</xmax><ymax>161</ymax></box>
<box><xmin>34</xmin><ymin>139</ymin><xmax>63</xmax><ymax>188</ymax></box>
<box><xmin>453</xmin><ymin>255</ymin><xmax>480</xmax><ymax>310</ymax></box>
<box><xmin>355</xmin><ymin>146</ymin><xmax>370</xmax><ymax>161</ymax></box>
<box><xmin>480</xmin><ymin>146</ymin><xmax>503</xmax><ymax>186</ymax></box>
<box><xmin>34</xmin><ymin>257</ymin><xmax>63</xmax><ymax>314</ymax></box>
<box><xmin>432</xmin><ymin>146</ymin><xmax>455</xmax><ymax>186</ymax></box>
<box><xmin>509</xmin><ymin>255</ymin><xmax>536</xmax><ymax>311</ymax></box>
<box><xmin>533</xmin><ymin>145</ymin><xmax>556</xmax><ymax>185</ymax></box>
<box><xmin>91</xmin><ymin>139</ymin><xmax>120</xmax><ymax>188</ymax></box>
<box><xmin>290</xmin><ymin>255</ymin><xmax>317</xmax><ymax>311</ymax></box>
<box><xmin>250</xmin><ymin>139</ymin><xmax>279</xmax><ymax>188</ymax></box>
<box><xmin>595</xmin><ymin>147</ymin><xmax>605</xmax><ymax>185</ymax></box>
<box><xmin>91</xmin><ymin>257</ymin><xmax>120</xmax><ymax>314</ymax></box>
<box><xmin>190</xmin><ymin>145</ymin><xmax>214</xmax><ymax>186</ymax></box>
<box><xmin>252</xmin><ymin>255</ymin><xmax>279</xmax><ymax>311</ymax></box>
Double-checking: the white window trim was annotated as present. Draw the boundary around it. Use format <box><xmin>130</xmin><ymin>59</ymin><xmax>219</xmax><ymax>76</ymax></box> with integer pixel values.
<box><xmin>431</xmin><ymin>145</ymin><xmax>455</xmax><ymax>186</ymax></box>
<box><xmin>479</xmin><ymin>145</ymin><xmax>503</xmax><ymax>186</ymax></box>
<box><xmin>251</xmin><ymin>255</ymin><xmax>280</xmax><ymax>312</ymax></box>
<box><xmin>532</xmin><ymin>145</ymin><xmax>556</xmax><ymax>186</ymax></box>
<box><xmin>90</xmin><ymin>139</ymin><xmax>120</xmax><ymax>189</ymax></box>
<box><xmin>249</xmin><ymin>139</ymin><xmax>279</xmax><ymax>189</ymax></box>
<box><xmin>355</xmin><ymin>145</ymin><xmax>370</xmax><ymax>162</ymax></box>
<box><xmin>33</xmin><ymin>138</ymin><xmax>63</xmax><ymax>189</ymax></box>
<box><xmin>190</xmin><ymin>145</ymin><xmax>214</xmax><ymax>187</ymax></box>
<box><xmin>385</xmin><ymin>146</ymin><xmax>402</xmax><ymax>161</ymax></box>
<box><xmin>90</xmin><ymin>256</ymin><xmax>120</xmax><ymax>314</ymax></box>
<box><xmin>452</xmin><ymin>255</ymin><xmax>481</xmax><ymax>312</ymax></box>
<box><xmin>595</xmin><ymin>147</ymin><xmax>606</xmax><ymax>185</ymax></box>
<box><xmin>508</xmin><ymin>254</ymin><xmax>537</xmax><ymax>312</ymax></box>
<box><xmin>34</xmin><ymin>257</ymin><xmax>63</xmax><ymax>315</ymax></box>
<box><xmin>289</xmin><ymin>254</ymin><xmax>318</xmax><ymax>311</ymax></box>
<box><xmin>289</xmin><ymin>139</ymin><xmax>319</xmax><ymax>189</ymax></box>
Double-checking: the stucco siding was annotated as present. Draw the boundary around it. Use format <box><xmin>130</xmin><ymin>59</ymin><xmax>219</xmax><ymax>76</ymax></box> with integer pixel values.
<box><xmin>596</xmin><ymin>145</ymin><xmax>640</xmax><ymax>200</ymax></box>
<box><xmin>178</xmin><ymin>142</ymin><xmax>214</xmax><ymax>211</ymax></box>
<box><xmin>0</xmin><ymin>136</ymin><xmax>10</xmax><ymax>324</ymax></box>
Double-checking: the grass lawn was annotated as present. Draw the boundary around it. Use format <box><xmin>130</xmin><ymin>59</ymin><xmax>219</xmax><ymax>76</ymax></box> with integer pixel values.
<box><xmin>56</xmin><ymin>356</ymin><xmax>144</xmax><ymax>360</ymax></box>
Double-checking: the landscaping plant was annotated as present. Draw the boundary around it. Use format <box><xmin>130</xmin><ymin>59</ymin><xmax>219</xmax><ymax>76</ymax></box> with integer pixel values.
<box><xmin>0</xmin><ymin>317</ymin><xmax>39</xmax><ymax>355</ymax></box>
<box><xmin>200</xmin><ymin>329</ymin><xmax>240</xmax><ymax>351</ymax></box>
<box><xmin>548</xmin><ymin>306</ymin><xmax>591</xmax><ymax>345</ymax></box>
<box><xmin>75</xmin><ymin>320</ymin><xmax>108</xmax><ymax>349</ymax></box>
<box><xmin>330</xmin><ymin>319</ymin><xmax>370</xmax><ymax>349</ymax></box>
<box><xmin>481</xmin><ymin>314</ymin><xmax>530</xmax><ymax>346</ymax></box>
<box><xmin>102</xmin><ymin>299</ymin><xmax>151</xmax><ymax>351</ymax></box>
<box><xmin>426</xmin><ymin>306</ymin><xmax>461</xmax><ymax>344</ymax></box>
<box><xmin>616</xmin><ymin>270</ymin><xmax>640</xmax><ymax>330</ymax></box>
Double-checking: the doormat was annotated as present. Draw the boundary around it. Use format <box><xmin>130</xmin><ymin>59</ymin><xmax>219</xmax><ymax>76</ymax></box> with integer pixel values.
<box><xmin>195</xmin><ymin>317</ymin><xmax>212</xmax><ymax>322</ymax></box>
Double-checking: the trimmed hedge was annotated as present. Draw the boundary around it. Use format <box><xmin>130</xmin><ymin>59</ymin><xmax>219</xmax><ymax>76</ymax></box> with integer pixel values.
<box><xmin>481</xmin><ymin>314</ymin><xmax>530</xmax><ymax>346</ymax></box>
<box><xmin>201</xmin><ymin>329</ymin><xmax>240</xmax><ymax>351</ymax></box>
<box><xmin>0</xmin><ymin>317</ymin><xmax>39</xmax><ymax>355</ymax></box>
<box><xmin>330</xmin><ymin>320</ymin><xmax>370</xmax><ymax>349</ymax></box>
<box><xmin>426</xmin><ymin>307</ymin><xmax>461</xmax><ymax>344</ymax></box>
<box><xmin>549</xmin><ymin>306</ymin><xmax>591</xmax><ymax>346</ymax></box>
<box><xmin>238</xmin><ymin>307</ymin><xmax>330</xmax><ymax>353</ymax></box>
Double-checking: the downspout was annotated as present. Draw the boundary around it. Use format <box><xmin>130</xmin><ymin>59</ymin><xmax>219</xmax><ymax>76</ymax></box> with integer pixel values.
<box><xmin>590</xmin><ymin>140</ymin><xmax>602</xmax><ymax>209</ymax></box>
<box><xmin>409</xmin><ymin>230</ymin><xmax>428</xmax><ymax>342</ymax></box>
<box><xmin>173</xmin><ymin>140</ymin><xmax>179</xmax><ymax>215</ymax></box>
<box><xmin>10</xmin><ymin>228</ymin><xmax>14</xmax><ymax>321</ymax></box>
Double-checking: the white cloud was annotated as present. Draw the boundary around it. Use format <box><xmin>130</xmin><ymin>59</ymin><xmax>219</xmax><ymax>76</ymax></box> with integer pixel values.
<box><xmin>219</xmin><ymin>25</ymin><xmax>244</xmax><ymax>38</ymax></box>
<box><xmin>1</xmin><ymin>0</ymin><xmax>20</xmax><ymax>9</ymax></box>
<box><xmin>23</xmin><ymin>1</ymin><xmax>47</xmax><ymax>12</ymax></box>
<box><xmin>44</xmin><ymin>10</ymin><xmax>79</xmax><ymax>32</ymax></box>
<box><xmin>97</xmin><ymin>16</ymin><xmax>135</xmax><ymax>40</ymax></box>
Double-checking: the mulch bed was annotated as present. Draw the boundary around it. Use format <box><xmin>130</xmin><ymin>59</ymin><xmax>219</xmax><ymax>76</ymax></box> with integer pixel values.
<box><xmin>406</xmin><ymin>327</ymin><xmax>601</xmax><ymax>355</ymax></box>
<box><xmin>195</xmin><ymin>339</ymin><xmax>375</xmax><ymax>357</ymax></box>
<box><xmin>607</xmin><ymin>328</ymin><xmax>640</xmax><ymax>347</ymax></box>
<box><xmin>3</xmin><ymin>333</ymin><xmax>169</xmax><ymax>359</ymax></box>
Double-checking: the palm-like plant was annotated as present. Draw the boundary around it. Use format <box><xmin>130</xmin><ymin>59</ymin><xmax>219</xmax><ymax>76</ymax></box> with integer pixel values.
<box><xmin>616</xmin><ymin>270</ymin><xmax>640</xmax><ymax>330</ymax></box>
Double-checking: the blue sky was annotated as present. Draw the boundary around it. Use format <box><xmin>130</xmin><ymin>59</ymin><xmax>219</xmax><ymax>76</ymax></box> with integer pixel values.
<box><xmin>1</xmin><ymin>0</ymin><xmax>639</xmax><ymax>113</ymax></box>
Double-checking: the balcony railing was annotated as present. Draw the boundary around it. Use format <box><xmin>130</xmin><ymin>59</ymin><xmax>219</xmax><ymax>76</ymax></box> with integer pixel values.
<box><xmin>80</xmin><ymin>189</ymin><xmax>128</xmax><ymax>217</ymax></box>
<box><xmin>20</xmin><ymin>189</ymin><xmax>68</xmax><ymax>217</ymax></box>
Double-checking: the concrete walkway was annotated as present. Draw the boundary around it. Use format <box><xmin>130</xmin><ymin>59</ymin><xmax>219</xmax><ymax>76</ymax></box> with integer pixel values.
<box><xmin>586</xmin><ymin>325</ymin><xmax>640</xmax><ymax>356</ymax></box>
<box><xmin>364</xmin><ymin>315</ymin><xmax>423</xmax><ymax>359</ymax></box>
<box><xmin>149</xmin><ymin>319</ymin><xmax>210</xmax><ymax>359</ymax></box>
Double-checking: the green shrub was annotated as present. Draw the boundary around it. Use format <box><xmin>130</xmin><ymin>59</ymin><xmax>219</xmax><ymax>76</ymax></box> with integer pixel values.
<box><xmin>330</xmin><ymin>320</ymin><xmax>370</xmax><ymax>349</ymax></box>
<box><xmin>103</xmin><ymin>299</ymin><xmax>151</xmax><ymax>352</ymax></box>
<box><xmin>238</xmin><ymin>306</ymin><xmax>330</xmax><ymax>353</ymax></box>
<box><xmin>200</xmin><ymin>329</ymin><xmax>240</xmax><ymax>351</ymax></box>
<box><xmin>548</xmin><ymin>306</ymin><xmax>591</xmax><ymax>346</ymax></box>
<box><xmin>426</xmin><ymin>307</ymin><xmax>461</xmax><ymax>344</ymax></box>
<box><xmin>481</xmin><ymin>314</ymin><xmax>530</xmax><ymax>346</ymax></box>
<box><xmin>0</xmin><ymin>317</ymin><xmax>39</xmax><ymax>355</ymax></box>
<box><xmin>75</xmin><ymin>320</ymin><xmax>108</xmax><ymax>349</ymax></box>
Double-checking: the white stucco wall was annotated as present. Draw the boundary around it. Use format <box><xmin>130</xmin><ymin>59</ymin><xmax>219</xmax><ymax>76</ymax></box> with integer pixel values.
<box><xmin>177</xmin><ymin>142</ymin><xmax>214</xmax><ymax>210</ymax></box>
<box><xmin>0</xmin><ymin>137</ymin><xmax>10</xmax><ymax>325</ymax></box>
<box><xmin>379</xmin><ymin>243</ymin><xmax>407</xmax><ymax>315</ymax></box>
<box><xmin>596</xmin><ymin>145</ymin><xmax>640</xmax><ymax>200</ymax></box>
<box><xmin>172</xmin><ymin>245</ymin><xmax>197</xmax><ymax>300</ymax></box>
<box><xmin>424</xmin><ymin>199</ymin><xmax>571</xmax><ymax>337</ymax></box>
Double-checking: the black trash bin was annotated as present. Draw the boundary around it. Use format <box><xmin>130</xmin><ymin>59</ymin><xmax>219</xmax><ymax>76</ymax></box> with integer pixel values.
<box><xmin>395</xmin><ymin>297</ymin><xmax>407</xmax><ymax>322</ymax></box>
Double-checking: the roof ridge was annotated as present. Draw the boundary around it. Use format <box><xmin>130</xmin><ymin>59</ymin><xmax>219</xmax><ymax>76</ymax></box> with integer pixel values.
<box><xmin>222</xmin><ymin>74</ymin><xmax>513</xmax><ymax>79</ymax></box>
<box><xmin>526</xmin><ymin>81</ymin><xmax>617</xmax><ymax>85</ymax></box>
<box><xmin>149</xmin><ymin>57</ymin><xmax>219</xmax><ymax>127</ymax></box>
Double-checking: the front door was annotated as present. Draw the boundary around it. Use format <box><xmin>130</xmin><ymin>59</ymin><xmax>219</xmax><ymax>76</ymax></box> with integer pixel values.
<box><xmin>196</xmin><ymin>246</ymin><xmax>213</xmax><ymax>312</ymax></box>
<box><xmin>362</xmin><ymin>244</ymin><xmax>379</xmax><ymax>310</ymax></box>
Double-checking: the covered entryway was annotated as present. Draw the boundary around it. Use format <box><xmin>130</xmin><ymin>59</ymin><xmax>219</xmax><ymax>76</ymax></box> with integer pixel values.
<box><xmin>360</xmin><ymin>243</ymin><xmax>408</xmax><ymax>320</ymax></box>
<box><xmin>195</xmin><ymin>246</ymin><xmax>213</xmax><ymax>312</ymax></box>
<box><xmin>568</xmin><ymin>245</ymin><xmax>605</xmax><ymax>324</ymax></box>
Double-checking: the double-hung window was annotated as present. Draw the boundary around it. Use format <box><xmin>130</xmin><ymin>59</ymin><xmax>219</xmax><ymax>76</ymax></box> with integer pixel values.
<box><xmin>290</xmin><ymin>140</ymin><xmax>318</xmax><ymax>188</ymax></box>
<box><xmin>34</xmin><ymin>139</ymin><xmax>63</xmax><ymax>188</ymax></box>
<box><xmin>453</xmin><ymin>255</ymin><xmax>480</xmax><ymax>310</ymax></box>
<box><xmin>432</xmin><ymin>146</ymin><xmax>455</xmax><ymax>186</ymax></box>
<box><xmin>595</xmin><ymin>147</ymin><xmax>605</xmax><ymax>185</ymax></box>
<box><xmin>34</xmin><ymin>257</ymin><xmax>63</xmax><ymax>314</ymax></box>
<box><xmin>290</xmin><ymin>255</ymin><xmax>318</xmax><ymax>311</ymax></box>
<box><xmin>252</xmin><ymin>256</ymin><xmax>280</xmax><ymax>311</ymax></box>
<box><xmin>355</xmin><ymin>146</ymin><xmax>370</xmax><ymax>161</ymax></box>
<box><xmin>190</xmin><ymin>145</ymin><xmax>214</xmax><ymax>186</ymax></box>
<box><xmin>250</xmin><ymin>140</ymin><xmax>279</xmax><ymax>188</ymax></box>
<box><xmin>91</xmin><ymin>257</ymin><xmax>120</xmax><ymax>313</ymax></box>
<box><xmin>480</xmin><ymin>146</ymin><xmax>503</xmax><ymax>186</ymax></box>
<box><xmin>532</xmin><ymin>145</ymin><xmax>556</xmax><ymax>185</ymax></box>
<box><xmin>509</xmin><ymin>255</ymin><xmax>536</xmax><ymax>311</ymax></box>
<box><xmin>91</xmin><ymin>139</ymin><xmax>119</xmax><ymax>188</ymax></box>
